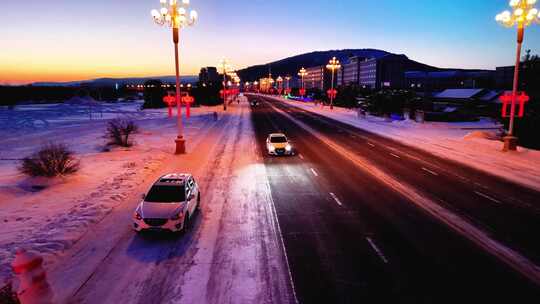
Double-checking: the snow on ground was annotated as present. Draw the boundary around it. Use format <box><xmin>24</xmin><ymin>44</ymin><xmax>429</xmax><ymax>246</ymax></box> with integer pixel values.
<box><xmin>0</xmin><ymin>101</ymin><xmax>220</xmax><ymax>284</ymax></box>
<box><xmin>46</xmin><ymin>98</ymin><xmax>293</xmax><ymax>303</ymax></box>
<box><xmin>258</xmin><ymin>95</ymin><xmax>540</xmax><ymax>191</ymax></box>
<box><xmin>0</xmin><ymin>98</ymin><xmax>294</xmax><ymax>303</ymax></box>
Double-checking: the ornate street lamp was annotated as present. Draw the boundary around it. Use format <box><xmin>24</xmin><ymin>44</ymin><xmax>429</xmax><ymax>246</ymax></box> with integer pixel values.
<box><xmin>298</xmin><ymin>67</ymin><xmax>308</xmax><ymax>98</ymax></box>
<box><xmin>285</xmin><ymin>76</ymin><xmax>292</xmax><ymax>95</ymax></box>
<box><xmin>151</xmin><ymin>0</ymin><xmax>198</xmax><ymax>155</ymax></box>
<box><xmin>326</xmin><ymin>57</ymin><xmax>341</xmax><ymax>110</ymax></box>
<box><xmin>277</xmin><ymin>76</ymin><xmax>283</xmax><ymax>95</ymax></box>
<box><xmin>220</xmin><ymin>58</ymin><xmax>233</xmax><ymax>111</ymax></box>
<box><xmin>496</xmin><ymin>0</ymin><xmax>539</xmax><ymax>151</ymax></box>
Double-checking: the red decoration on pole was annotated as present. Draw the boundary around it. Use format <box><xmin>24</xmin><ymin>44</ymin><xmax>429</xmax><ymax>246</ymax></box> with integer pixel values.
<box><xmin>181</xmin><ymin>94</ymin><xmax>195</xmax><ymax>118</ymax></box>
<box><xmin>500</xmin><ymin>91</ymin><xmax>530</xmax><ymax>118</ymax></box>
<box><xmin>285</xmin><ymin>88</ymin><xmax>292</xmax><ymax>95</ymax></box>
<box><xmin>277</xmin><ymin>88</ymin><xmax>283</xmax><ymax>95</ymax></box>
<box><xmin>163</xmin><ymin>94</ymin><xmax>176</xmax><ymax>118</ymax></box>
<box><xmin>299</xmin><ymin>88</ymin><xmax>306</xmax><ymax>97</ymax></box>
<box><xmin>327</xmin><ymin>89</ymin><xmax>337</xmax><ymax>99</ymax></box>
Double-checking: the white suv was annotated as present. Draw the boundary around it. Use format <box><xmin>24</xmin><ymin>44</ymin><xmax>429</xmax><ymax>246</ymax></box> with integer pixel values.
<box><xmin>266</xmin><ymin>133</ymin><xmax>294</xmax><ymax>156</ymax></box>
<box><xmin>133</xmin><ymin>173</ymin><xmax>200</xmax><ymax>233</ymax></box>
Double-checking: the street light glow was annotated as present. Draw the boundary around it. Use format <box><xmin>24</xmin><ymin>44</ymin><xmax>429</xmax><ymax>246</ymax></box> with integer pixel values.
<box><xmin>496</xmin><ymin>0</ymin><xmax>539</xmax><ymax>27</ymax></box>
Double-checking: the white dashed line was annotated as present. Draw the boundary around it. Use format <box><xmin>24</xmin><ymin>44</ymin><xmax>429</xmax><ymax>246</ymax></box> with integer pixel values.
<box><xmin>366</xmin><ymin>237</ymin><xmax>389</xmax><ymax>264</ymax></box>
<box><xmin>422</xmin><ymin>167</ymin><xmax>439</xmax><ymax>176</ymax></box>
<box><xmin>310</xmin><ymin>168</ymin><xmax>319</xmax><ymax>177</ymax></box>
<box><xmin>474</xmin><ymin>191</ymin><xmax>502</xmax><ymax>204</ymax></box>
<box><xmin>390</xmin><ymin>153</ymin><xmax>401</xmax><ymax>159</ymax></box>
<box><xmin>329</xmin><ymin>192</ymin><xmax>343</xmax><ymax>206</ymax></box>
<box><xmin>367</xmin><ymin>142</ymin><xmax>375</xmax><ymax>147</ymax></box>
<box><xmin>299</xmin><ymin>154</ymin><xmax>304</xmax><ymax>160</ymax></box>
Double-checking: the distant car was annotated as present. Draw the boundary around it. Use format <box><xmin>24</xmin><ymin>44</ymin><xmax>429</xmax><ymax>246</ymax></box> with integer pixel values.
<box><xmin>250</xmin><ymin>99</ymin><xmax>259</xmax><ymax>107</ymax></box>
<box><xmin>133</xmin><ymin>173</ymin><xmax>200</xmax><ymax>233</ymax></box>
<box><xmin>266</xmin><ymin>133</ymin><xmax>294</xmax><ymax>156</ymax></box>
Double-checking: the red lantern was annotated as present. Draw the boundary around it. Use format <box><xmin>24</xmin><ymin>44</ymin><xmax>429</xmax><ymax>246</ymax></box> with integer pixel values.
<box><xmin>500</xmin><ymin>91</ymin><xmax>530</xmax><ymax>118</ymax></box>
<box><xmin>327</xmin><ymin>89</ymin><xmax>337</xmax><ymax>99</ymax></box>
<box><xmin>163</xmin><ymin>94</ymin><xmax>176</xmax><ymax>117</ymax></box>
<box><xmin>299</xmin><ymin>88</ymin><xmax>306</xmax><ymax>97</ymax></box>
<box><xmin>181</xmin><ymin>94</ymin><xmax>195</xmax><ymax>118</ymax></box>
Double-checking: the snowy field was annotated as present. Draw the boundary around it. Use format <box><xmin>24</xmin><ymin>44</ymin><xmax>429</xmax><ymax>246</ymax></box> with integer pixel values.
<box><xmin>259</xmin><ymin>95</ymin><xmax>540</xmax><ymax>191</ymax></box>
<box><xmin>0</xmin><ymin>99</ymin><xmax>294</xmax><ymax>303</ymax></box>
<box><xmin>0</xmin><ymin>100</ymin><xmax>219</xmax><ymax>284</ymax></box>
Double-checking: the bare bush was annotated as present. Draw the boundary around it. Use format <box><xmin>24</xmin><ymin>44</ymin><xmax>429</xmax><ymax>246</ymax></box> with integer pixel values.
<box><xmin>105</xmin><ymin>119</ymin><xmax>138</xmax><ymax>147</ymax></box>
<box><xmin>19</xmin><ymin>143</ymin><xmax>80</xmax><ymax>177</ymax></box>
<box><xmin>0</xmin><ymin>282</ymin><xmax>20</xmax><ymax>304</ymax></box>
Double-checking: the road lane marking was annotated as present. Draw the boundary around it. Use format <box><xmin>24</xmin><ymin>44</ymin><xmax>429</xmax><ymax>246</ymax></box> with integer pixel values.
<box><xmin>366</xmin><ymin>237</ymin><xmax>389</xmax><ymax>264</ymax></box>
<box><xmin>329</xmin><ymin>192</ymin><xmax>343</xmax><ymax>206</ymax></box>
<box><xmin>474</xmin><ymin>191</ymin><xmax>502</xmax><ymax>204</ymax></box>
<box><xmin>299</xmin><ymin>154</ymin><xmax>304</xmax><ymax>160</ymax></box>
<box><xmin>367</xmin><ymin>142</ymin><xmax>375</xmax><ymax>147</ymax></box>
<box><xmin>310</xmin><ymin>168</ymin><xmax>319</xmax><ymax>177</ymax></box>
<box><xmin>422</xmin><ymin>167</ymin><xmax>439</xmax><ymax>176</ymax></box>
<box><xmin>390</xmin><ymin>153</ymin><xmax>401</xmax><ymax>159</ymax></box>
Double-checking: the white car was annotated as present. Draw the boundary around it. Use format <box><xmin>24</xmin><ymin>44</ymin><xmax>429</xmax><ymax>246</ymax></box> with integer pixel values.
<box><xmin>266</xmin><ymin>133</ymin><xmax>294</xmax><ymax>156</ymax></box>
<box><xmin>133</xmin><ymin>173</ymin><xmax>200</xmax><ymax>233</ymax></box>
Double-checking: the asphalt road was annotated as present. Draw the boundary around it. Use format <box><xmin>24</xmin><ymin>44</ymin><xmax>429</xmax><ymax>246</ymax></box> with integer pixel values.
<box><xmin>248</xmin><ymin>95</ymin><xmax>540</xmax><ymax>304</ymax></box>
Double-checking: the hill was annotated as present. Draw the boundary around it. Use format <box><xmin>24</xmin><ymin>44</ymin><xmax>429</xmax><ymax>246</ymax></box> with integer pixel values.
<box><xmin>237</xmin><ymin>49</ymin><xmax>392</xmax><ymax>81</ymax></box>
<box><xmin>32</xmin><ymin>75</ymin><xmax>199</xmax><ymax>87</ymax></box>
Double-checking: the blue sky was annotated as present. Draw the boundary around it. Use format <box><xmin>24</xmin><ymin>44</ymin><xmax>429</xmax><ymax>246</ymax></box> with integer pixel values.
<box><xmin>0</xmin><ymin>0</ymin><xmax>539</xmax><ymax>84</ymax></box>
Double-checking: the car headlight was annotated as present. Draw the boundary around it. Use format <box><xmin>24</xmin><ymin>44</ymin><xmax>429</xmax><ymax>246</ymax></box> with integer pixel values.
<box><xmin>268</xmin><ymin>145</ymin><xmax>275</xmax><ymax>152</ymax></box>
<box><xmin>285</xmin><ymin>144</ymin><xmax>292</xmax><ymax>151</ymax></box>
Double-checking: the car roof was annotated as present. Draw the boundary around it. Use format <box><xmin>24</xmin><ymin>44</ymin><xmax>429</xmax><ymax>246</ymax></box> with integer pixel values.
<box><xmin>269</xmin><ymin>133</ymin><xmax>286</xmax><ymax>138</ymax></box>
<box><xmin>154</xmin><ymin>173</ymin><xmax>190</xmax><ymax>186</ymax></box>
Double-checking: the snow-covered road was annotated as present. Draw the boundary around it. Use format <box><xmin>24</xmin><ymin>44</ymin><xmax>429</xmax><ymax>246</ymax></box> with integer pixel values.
<box><xmin>46</xmin><ymin>100</ymin><xmax>295</xmax><ymax>303</ymax></box>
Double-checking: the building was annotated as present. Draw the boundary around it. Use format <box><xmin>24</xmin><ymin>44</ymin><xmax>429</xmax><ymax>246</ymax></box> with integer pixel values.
<box><xmin>198</xmin><ymin>67</ymin><xmax>219</xmax><ymax>85</ymax></box>
<box><xmin>359</xmin><ymin>54</ymin><xmax>436</xmax><ymax>90</ymax></box>
<box><xmin>495</xmin><ymin>66</ymin><xmax>515</xmax><ymax>89</ymax></box>
<box><xmin>406</xmin><ymin>70</ymin><xmax>496</xmax><ymax>91</ymax></box>
<box><xmin>304</xmin><ymin>65</ymin><xmax>337</xmax><ymax>91</ymax></box>
<box><xmin>304</xmin><ymin>66</ymin><xmax>325</xmax><ymax>90</ymax></box>
<box><xmin>338</xmin><ymin>56</ymin><xmax>364</xmax><ymax>86</ymax></box>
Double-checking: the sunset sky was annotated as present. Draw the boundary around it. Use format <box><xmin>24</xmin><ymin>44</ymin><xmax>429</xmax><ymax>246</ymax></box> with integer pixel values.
<box><xmin>1</xmin><ymin>0</ymin><xmax>539</xmax><ymax>85</ymax></box>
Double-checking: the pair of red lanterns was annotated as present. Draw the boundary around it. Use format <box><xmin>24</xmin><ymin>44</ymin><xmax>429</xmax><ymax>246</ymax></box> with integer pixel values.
<box><xmin>163</xmin><ymin>93</ymin><xmax>194</xmax><ymax>118</ymax></box>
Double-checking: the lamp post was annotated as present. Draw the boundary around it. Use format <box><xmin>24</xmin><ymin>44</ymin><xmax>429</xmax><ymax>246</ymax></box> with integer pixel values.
<box><xmin>298</xmin><ymin>67</ymin><xmax>308</xmax><ymax>98</ymax></box>
<box><xmin>326</xmin><ymin>57</ymin><xmax>341</xmax><ymax>110</ymax></box>
<box><xmin>285</xmin><ymin>76</ymin><xmax>291</xmax><ymax>95</ymax></box>
<box><xmin>496</xmin><ymin>0</ymin><xmax>539</xmax><ymax>151</ymax></box>
<box><xmin>220</xmin><ymin>59</ymin><xmax>231</xmax><ymax>111</ymax></box>
<box><xmin>151</xmin><ymin>0</ymin><xmax>197</xmax><ymax>155</ymax></box>
<box><xmin>277</xmin><ymin>76</ymin><xmax>283</xmax><ymax>95</ymax></box>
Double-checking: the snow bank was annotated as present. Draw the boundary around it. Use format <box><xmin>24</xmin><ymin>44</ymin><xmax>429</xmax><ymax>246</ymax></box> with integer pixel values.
<box><xmin>0</xmin><ymin>101</ymin><xmax>220</xmax><ymax>284</ymax></box>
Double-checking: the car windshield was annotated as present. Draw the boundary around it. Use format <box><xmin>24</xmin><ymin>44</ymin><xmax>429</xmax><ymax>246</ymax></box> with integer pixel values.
<box><xmin>145</xmin><ymin>185</ymin><xmax>185</xmax><ymax>203</ymax></box>
<box><xmin>270</xmin><ymin>136</ymin><xmax>287</xmax><ymax>143</ymax></box>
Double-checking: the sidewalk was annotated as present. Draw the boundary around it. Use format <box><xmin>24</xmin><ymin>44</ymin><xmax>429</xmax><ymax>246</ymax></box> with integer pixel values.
<box><xmin>259</xmin><ymin>94</ymin><xmax>540</xmax><ymax>192</ymax></box>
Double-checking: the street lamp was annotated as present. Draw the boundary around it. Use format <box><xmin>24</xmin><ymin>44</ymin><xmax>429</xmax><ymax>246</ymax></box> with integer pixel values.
<box><xmin>326</xmin><ymin>57</ymin><xmax>341</xmax><ymax>110</ymax></box>
<box><xmin>151</xmin><ymin>0</ymin><xmax>198</xmax><ymax>155</ymax></box>
<box><xmin>277</xmin><ymin>76</ymin><xmax>283</xmax><ymax>95</ymax></box>
<box><xmin>220</xmin><ymin>58</ymin><xmax>232</xmax><ymax>111</ymax></box>
<box><xmin>496</xmin><ymin>0</ymin><xmax>539</xmax><ymax>151</ymax></box>
<box><xmin>285</xmin><ymin>76</ymin><xmax>291</xmax><ymax>95</ymax></box>
<box><xmin>298</xmin><ymin>67</ymin><xmax>308</xmax><ymax>97</ymax></box>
